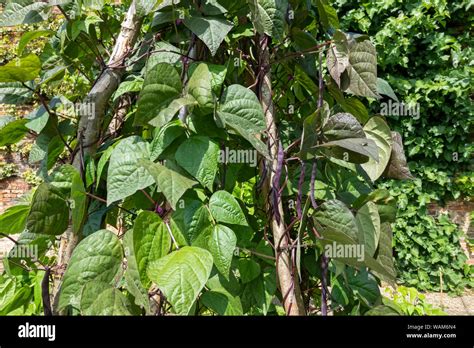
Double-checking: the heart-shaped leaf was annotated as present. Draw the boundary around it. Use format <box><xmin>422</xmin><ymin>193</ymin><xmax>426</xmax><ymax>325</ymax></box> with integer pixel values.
<box><xmin>147</xmin><ymin>246</ymin><xmax>213</xmax><ymax>315</ymax></box>
<box><xmin>175</xmin><ymin>136</ymin><xmax>220</xmax><ymax>191</ymax></box>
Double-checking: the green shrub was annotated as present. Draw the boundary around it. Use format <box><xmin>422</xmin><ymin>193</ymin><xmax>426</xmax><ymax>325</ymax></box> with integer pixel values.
<box><xmin>0</xmin><ymin>162</ymin><xmax>18</xmax><ymax>180</ymax></box>
<box><xmin>382</xmin><ymin>286</ymin><xmax>446</xmax><ymax>316</ymax></box>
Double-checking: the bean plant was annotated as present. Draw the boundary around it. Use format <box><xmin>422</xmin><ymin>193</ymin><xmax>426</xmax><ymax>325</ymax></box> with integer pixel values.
<box><xmin>0</xmin><ymin>0</ymin><xmax>415</xmax><ymax>316</ymax></box>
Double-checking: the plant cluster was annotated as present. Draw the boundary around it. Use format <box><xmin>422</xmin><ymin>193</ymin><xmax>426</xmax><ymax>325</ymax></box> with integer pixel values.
<box><xmin>380</xmin><ymin>285</ymin><xmax>446</xmax><ymax>316</ymax></box>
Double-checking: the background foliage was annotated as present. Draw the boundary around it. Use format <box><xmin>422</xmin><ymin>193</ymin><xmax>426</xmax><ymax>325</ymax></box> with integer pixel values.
<box><xmin>333</xmin><ymin>0</ymin><xmax>473</xmax><ymax>293</ymax></box>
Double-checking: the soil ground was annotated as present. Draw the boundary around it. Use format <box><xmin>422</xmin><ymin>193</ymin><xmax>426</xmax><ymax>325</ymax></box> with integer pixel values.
<box><xmin>423</xmin><ymin>289</ymin><xmax>474</xmax><ymax>315</ymax></box>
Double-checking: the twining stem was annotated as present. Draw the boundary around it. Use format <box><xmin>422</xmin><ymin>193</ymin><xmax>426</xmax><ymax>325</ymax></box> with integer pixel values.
<box><xmin>164</xmin><ymin>221</ymin><xmax>180</xmax><ymax>250</ymax></box>
<box><xmin>321</xmin><ymin>255</ymin><xmax>329</xmax><ymax>316</ymax></box>
<box><xmin>53</xmin><ymin>1</ymin><xmax>144</xmax><ymax>312</ymax></box>
<box><xmin>257</xmin><ymin>34</ymin><xmax>306</xmax><ymax>316</ymax></box>
<box><xmin>41</xmin><ymin>267</ymin><xmax>52</xmax><ymax>316</ymax></box>
<box><xmin>317</xmin><ymin>48</ymin><xmax>328</xmax><ymax>316</ymax></box>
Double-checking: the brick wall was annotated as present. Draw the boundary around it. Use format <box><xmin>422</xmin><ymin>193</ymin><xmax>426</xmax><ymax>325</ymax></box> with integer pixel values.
<box><xmin>428</xmin><ymin>201</ymin><xmax>474</xmax><ymax>237</ymax></box>
<box><xmin>0</xmin><ymin>106</ymin><xmax>35</xmax><ymax>213</ymax></box>
<box><xmin>428</xmin><ymin>200</ymin><xmax>474</xmax><ymax>264</ymax></box>
<box><xmin>0</xmin><ymin>16</ymin><xmax>37</xmax><ymax>213</ymax></box>
<box><xmin>0</xmin><ymin>178</ymin><xmax>30</xmax><ymax>212</ymax></box>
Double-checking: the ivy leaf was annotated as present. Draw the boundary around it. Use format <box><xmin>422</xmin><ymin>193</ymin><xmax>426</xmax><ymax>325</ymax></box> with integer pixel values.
<box><xmin>0</xmin><ymin>205</ymin><xmax>30</xmax><ymax>235</ymax></box>
<box><xmin>0</xmin><ymin>118</ymin><xmax>29</xmax><ymax>146</ymax></box>
<box><xmin>361</xmin><ymin>116</ymin><xmax>393</xmax><ymax>181</ymax></box>
<box><xmin>123</xmin><ymin>230</ymin><xmax>151</xmax><ymax>313</ymax></box>
<box><xmin>217</xmin><ymin>84</ymin><xmax>269</xmax><ymax>157</ymax></box>
<box><xmin>0</xmin><ymin>54</ymin><xmax>41</xmax><ymax>83</ymax></box>
<box><xmin>355</xmin><ymin>202</ymin><xmax>381</xmax><ymax>257</ymax></box>
<box><xmin>247</xmin><ymin>0</ymin><xmax>288</xmax><ymax>40</ymax></box>
<box><xmin>327</xmin><ymin>30</ymin><xmax>349</xmax><ymax>87</ymax></box>
<box><xmin>175</xmin><ymin>136</ymin><xmax>220</xmax><ymax>191</ymax></box>
<box><xmin>106</xmin><ymin>136</ymin><xmax>154</xmax><ymax>206</ymax></box>
<box><xmin>80</xmin><ymin>281</ymin><xmax>132</xmax><ymax>315</ymax></box>
<box><xmin>26</xmin><ymin>183</ymin><xmax>69</xmax><ymax>236</ymax></box>
<box><xmin>135</xmin><ymin>63</ymin><xmax>182</xmax><ymax>127</ymax></box>
<box><xmin>133</xmin><ymin>211</ymin><xmax>172</xmax><ymax>287</ymax></box>
<box><xmin>208</xmin><ymin>224</ymin><xmax>237</xmax><ymax>279</ymax></box>
<box><xmin>346</xmin><ymin>39</ymin><xmax>380</xmax><ymax>98</ymax></box>
<box><xmin>209</xmin><ymin>190</ymin><xmax>248</xmax><ymax>226</ymax></box>
<box><xmin>184</xmin><ymin>15</ymin><xmax>233</xmax><ymax>56</ymax></box>
<box><xmin>71</xmin><ymin>172</ymin><xmax>87</xmax><ymax>234</ymax></box>
<box><xmin>58</xmin><ymin>230</ymin><xmax>124</xmax><ymax>311</ymax></box>
<box><xmin>147</xmin><ymin>246</ymin><xmax>214</xmax><ymax>315</ymax></box>
<box><xmin>186</xmin><ymin>63</ymin><xmax>213</xmax><ymax>110</ymax></box>
<box><xmin>139</xmin><ymin>159</ymin><xmax>197</xmax><ymax>210</ymax></box>
<box><xmin>383</xmin><ymin>132</ymin><xmax>414</xmax><ymax>180</ymax></box>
